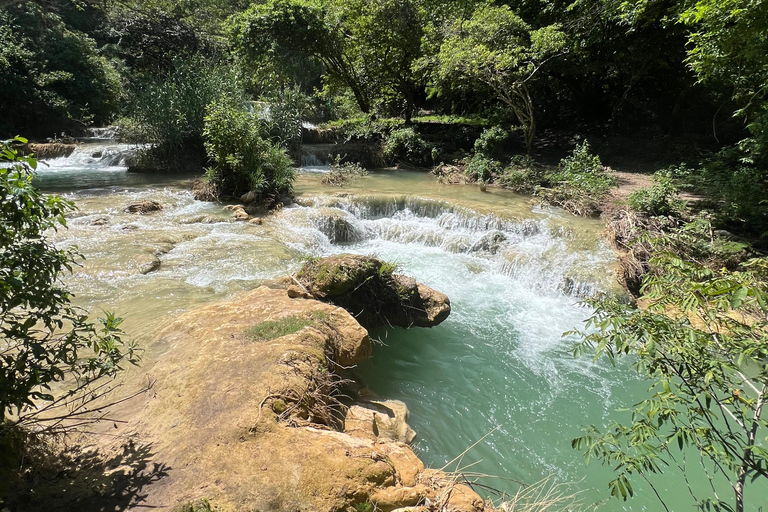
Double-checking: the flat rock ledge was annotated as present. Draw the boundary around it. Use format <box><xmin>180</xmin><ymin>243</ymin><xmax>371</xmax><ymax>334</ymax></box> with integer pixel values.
<box><xmin>54</xmin><ymin>285</ymin><xmax>484</xmax><ymax>512</ymax></box>
<box><xmin>285</xmin><ymin>254</ymin><xmax>451</xmax><ymax>330</ymax></box>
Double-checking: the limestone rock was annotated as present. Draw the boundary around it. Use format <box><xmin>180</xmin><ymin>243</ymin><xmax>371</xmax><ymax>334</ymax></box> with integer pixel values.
<box><xmin>445</xmin><ymin>484</ymin><xmax>485</xmax><ymax>512</ymax></box>
<box><xmin>370</xmin><ymin>485</ymin><xmax>428</xmax><ymax>512</ymax></box>
<box><xmin>248</xmin><ymin>217</ymin><xmax>263</xmax><ymax>225</ymax></box>
<box><xmin>124</xmin><ymin>200</ymin><xmax>163</xmax><ymax>214</ymax></box>
<box><xmin>240</xmin><ymin>190</ymin><xmax>259</xmax><ymax>203</ymax></box>
<box><xmin>344</xmin><ymin>400</ymin><xmax>416</xmax><ymax>444</ymax></box>
<box><xmin>296</xmin><ymin>254</ymin><xmax>451</xmax><ymax>329</ymax></box>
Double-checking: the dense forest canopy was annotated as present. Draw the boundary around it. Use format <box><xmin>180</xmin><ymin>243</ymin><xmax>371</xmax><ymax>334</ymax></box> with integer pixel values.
<box><xmin>0</xmin><ymin>0</ymin><xmax>764</xmax><ymax>146</ymax></box>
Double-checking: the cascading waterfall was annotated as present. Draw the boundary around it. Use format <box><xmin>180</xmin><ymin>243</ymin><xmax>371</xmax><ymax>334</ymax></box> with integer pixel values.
<box><xmin>282</xmin><ymin>195</ymin><xmax>618</xmax><ymax>298</ymax></box>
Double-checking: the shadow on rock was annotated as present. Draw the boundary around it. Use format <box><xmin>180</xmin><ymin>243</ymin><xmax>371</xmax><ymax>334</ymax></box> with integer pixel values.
<box><xmin>1</xmin><ymin>430</ymin><xmax>170</xmax><ymax>512</ymax></box>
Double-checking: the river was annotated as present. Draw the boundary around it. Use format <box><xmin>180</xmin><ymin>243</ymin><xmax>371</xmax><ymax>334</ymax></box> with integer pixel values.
<box><xmin>32</xmin><ymin>141</ymin><xmax>736</xmax><ymax>511</ymax></box>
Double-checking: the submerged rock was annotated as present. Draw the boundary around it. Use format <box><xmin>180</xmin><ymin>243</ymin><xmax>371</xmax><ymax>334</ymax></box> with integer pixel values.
<box><xmin>294</xmin><ymin>254</ymin><xmax>451</xmax><ymax>329</ymax></box>
<box><xmin>124</xmin><ymin>200</ymin><xmax>163</xmax><ymax>214</ymax></box>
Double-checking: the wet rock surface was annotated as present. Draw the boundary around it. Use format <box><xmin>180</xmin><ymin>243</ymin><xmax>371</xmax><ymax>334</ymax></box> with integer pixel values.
<box><xmin>124</xmin><ymin>200</ymin><xmax>163</xmax><ymax>214</ymax></box>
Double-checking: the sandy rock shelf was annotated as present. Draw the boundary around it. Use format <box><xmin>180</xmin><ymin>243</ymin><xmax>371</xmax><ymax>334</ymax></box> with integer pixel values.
<box><xmin>28</xmin><ymin>265</ymin><xmax>486</xmax><ymax>512</ymax></box>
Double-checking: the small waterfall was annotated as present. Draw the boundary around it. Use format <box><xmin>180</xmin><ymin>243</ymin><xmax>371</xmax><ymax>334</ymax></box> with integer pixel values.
<box><xmin>299</xmin><ymin>144</ymin><xmax>335</xmax><ymax>172</ymax></box>
<box><xmin>32</xmin><ymin>142</ymin><xmax>148</xmax><ymax>190</ymax></box>
<box><xmin>280</xmin><ymin>195</ymin><xmax>617</xmax><ymax>298</ymax></box>
<box><xmin>82</xmin><ymin>126</ymin><xmax>120</xmax><ymax>141</ymax></box>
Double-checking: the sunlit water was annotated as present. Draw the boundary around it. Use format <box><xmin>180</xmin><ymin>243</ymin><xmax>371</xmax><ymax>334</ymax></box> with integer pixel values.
<box><xmin>29</xmin><ymin>143</ymin><xmax>747</xmax><ymax>511</ymax></box>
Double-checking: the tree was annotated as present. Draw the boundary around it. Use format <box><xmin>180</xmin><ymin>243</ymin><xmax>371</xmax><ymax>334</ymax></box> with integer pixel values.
<box><xmin>680</xmin><ymin>0</ymin><xmax>768</xmax><ymax>159</ymax></box>
<box><xmin>430</xmin><ymin>2</ymin><xmax>565</xmax><ymax>153</ymax></box>
<box><xmin>0</xmin><ymin>3</ymin><xmax>122</xmax><ymax>137</ymax></box>
<box><xmin>230</xmin><ymin>0</ymin><xmax>373</xmax><ymax>113</ymax></box>
<box><xmin>572</xmin><ymin>256</ymin><xmax>768</xmax><ymax>512</ymax></box>
<box><xmin>230</xmin><ymin>0</ymin><xmax>428</xmax><ymax>120</ymax></box>
<box><xmin>1</xmin><ymin>137</ymin><xmax>138</xmax><ymax>431</ymax></box>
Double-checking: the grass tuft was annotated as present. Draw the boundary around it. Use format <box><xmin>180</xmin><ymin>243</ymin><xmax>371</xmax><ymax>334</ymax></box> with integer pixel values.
<box><xmin>245</xmin><ymin>312</ymin><xmax>329</xmax><ymax>342</ymax></box>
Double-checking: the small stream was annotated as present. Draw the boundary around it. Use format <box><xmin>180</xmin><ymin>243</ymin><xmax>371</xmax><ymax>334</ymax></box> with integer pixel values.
<box><xmin>31</xmin><ymin>141</ymin><xmax>732</xmax><ymax>511</ymax></box>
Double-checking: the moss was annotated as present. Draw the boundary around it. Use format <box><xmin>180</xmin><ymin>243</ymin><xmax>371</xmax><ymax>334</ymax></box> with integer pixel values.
<box><xmin>271</xmin><ymin>399</ymin><xmax>287</xmax><ymax>414</ymax></box>
<box><xmin>353</xmin><ymin>502</ymin><xmax>374</xmax><ymax>512</ymax></box>
<box><xmin>245</xmin><ymin>312</ymin><xmax>328</xmax><ymax>342</ymax></box>
<box><xmin>172</xmin><ymin>498</ymin><xmax>213</xmax><ymax>512</ymax></box>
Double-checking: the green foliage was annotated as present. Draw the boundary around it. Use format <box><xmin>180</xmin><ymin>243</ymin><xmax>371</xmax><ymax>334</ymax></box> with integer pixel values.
<box><xmin>651</xmin><ymin>216</ymin><xmax>751</xmax><ymax>271</ymax></box>
<box><xmin>203</xmin><ymin>99</ymin><xmax>295</xmax><ymax>204</ymax></box>
<box><xmin>473</xmin><ymin>126</ymin><xmax>509</xmax><ymax>158</ymax></box>
<box><xmin>262</xmin><ymin>86</ymin><xmax>314</xmax><ymax>148</ymax></box>
<box><xmin>627</xmin><ymin>170</ymin><xmax>685</xmax><ymax>217</ymax></box>
<box><xmin>0</xmin><ymin>4</ymin><xmax>122</xmax><ymax>137</ymax></box>
<box><xmin>123</xmin><ymin>60</ymin><xmax>243</xmax><ymax>168</ymax></box>
<box><xmin>499</xmin><ymin>155</ymin><xmax>544</xmax><ymax>193</ymax></box>
<box><xmin>547</xmin><ymin>141</ymin><xmax>617</xmax><ymax>197</ymax></box>
<box><xmin>681</xmin><ymin>0</ymin><xmax>768</xmax><ymax>159</ymax></box>
<box><xmin>383</xmin><ymin>127</ymin><xmax>434</xmax><ymax>166</ymax></box>
<box><xmin>673</xmin><ymin>146</ymin><xmax>768</xmax><ymax>234</ymax></box>
<box><xmin>321</xmin><ymin>155</ymin><xmax>368</xmax><ymax>187</ymax></box>
<box><xmin>430</xmin><ymin>2</ymin><xmax>565</xmax><ymax>152</ymax></box>
<box><xmin>245</xmin><ymin>312</ymin><xmax>328</xmax><ymax>342</ymax></box>
<box><xmin>572</xmin><ymin>256</ymin><xmax>768</xmax><ymax>512</ymax></box>
<box><xmin>0</xmin><ymin>137</ymin><xmax>138</xmax><ymax>424</ymax></box>
<box><xmin>534</xmin><ymin>141</ymin><xmax>617</xmax><ymax>215</ymax></box>
<box><xmin>465</xmin><ymin>155</ymin><xmax>503</xmax><ymax>183</ymax></box>
<box><xmin>230</xmin><ymin>0</ymin><xmax>427</xmax><ymax>119</ymax></box>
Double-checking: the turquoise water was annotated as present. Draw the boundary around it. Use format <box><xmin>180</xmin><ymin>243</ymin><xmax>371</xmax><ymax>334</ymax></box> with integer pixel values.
<box><xmin>32</xmin><ymin>146</ymin><xmax>756</xmax><ymax>511</ymax></box>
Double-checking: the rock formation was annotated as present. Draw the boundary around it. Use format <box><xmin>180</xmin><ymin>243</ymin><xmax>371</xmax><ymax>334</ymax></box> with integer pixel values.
<box><xmin>290</xmin><ymin>254</ymin><xmax>451</xmax><ymax>329</ymax></box>
<box><xmin>12</xmin><ymin>273</ymin><xmax>482</xmax><ymax>512</ymax></box>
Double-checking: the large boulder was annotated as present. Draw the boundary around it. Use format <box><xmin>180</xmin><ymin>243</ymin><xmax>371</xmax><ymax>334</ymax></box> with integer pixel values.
<box><xmin>294</xmin><ymin>254</ymin><xmax>451</xmax><ymax>329</ymax></box>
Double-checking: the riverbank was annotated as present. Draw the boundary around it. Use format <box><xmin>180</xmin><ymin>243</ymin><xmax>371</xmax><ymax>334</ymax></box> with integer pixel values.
<box><xmin>8</xmin><ymin>262</ymin><xmax>491</xmax><ymax>512</ymax></box>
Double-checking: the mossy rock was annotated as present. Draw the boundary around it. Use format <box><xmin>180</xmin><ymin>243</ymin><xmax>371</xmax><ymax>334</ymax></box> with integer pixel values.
<box><xmin>296</xmin><ymin>254</ymin><xmax>450</xmax><ymax>329</ymax></box>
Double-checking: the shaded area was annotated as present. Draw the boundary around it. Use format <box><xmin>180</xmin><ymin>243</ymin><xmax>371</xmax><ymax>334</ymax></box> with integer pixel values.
<box><xmin>2</xmin><ymin>431</ymin><xmax>170</xmax><ymax>512</ymax></box>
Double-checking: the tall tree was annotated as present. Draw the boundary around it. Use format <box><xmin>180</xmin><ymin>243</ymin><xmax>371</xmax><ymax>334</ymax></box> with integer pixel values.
<box><xmin>430</xmin><ymin>2</ymin><xmax>565</xmax><ymax>152</ymax></box>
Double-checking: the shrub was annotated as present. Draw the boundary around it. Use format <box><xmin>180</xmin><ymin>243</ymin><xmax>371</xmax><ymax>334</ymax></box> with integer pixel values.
<box><xmin>321</xmin><ymin>155</ymin><xmax>368</xmax><ymax>186</ymax></box>
<box><xmin>547</xmin><ymin>141</ymin><xmax>616</xmax><ymax>197</ymax></box>
<box><xmin>627</xmin><ymin>170</ymin><xmax>685</xmax><ymax>217</ymax></box>
<box><xmin>203</xmin><ymin>99</ymin><xmax>295</xmax><ymax>206</ymax></box>
<box><xmin>0</xmin><ymin>137</ymin><xmax>138</xmax><ymax>428</ymax></box>
<box><xmin>499</xmin><ymin>154</ymin><xmax>544</xmax><ymax>192</ymax></box>
<box><xmin>465</xmin><ymin>154</ymin><xmax>503</xmax><ymax>183</ymax></box>
<box><xmin>473</xmin><ymin>126</ymin><xmax>509</xmax><ymax>157</ymax></box>
<box><xmin>539</xmin><ymin>141</ymin><xmax>617</xmax><ymax>215</ymax></box>
<box><xmin>383</xmin><ymin>127</ymin><xmax>433</xmax><ymax>166</ymax></box>
<box><xmin>678</xmin><ymin>145</ymin><xmax>768</xmax><ymax>235</ymax></box>
<box><xmin>123</xmin><ymin>61</ymin><xmax>243</xmax><ymax>169</ymax></box>
<box><xmin>262</xmin><ymin>85</ymin><xmax>314</xmax><ymax>149</ymax></box>
<box><xmin>573</xmin><ymin>256</ymin><xmax>768</xmax><ymax>512</ymax></box>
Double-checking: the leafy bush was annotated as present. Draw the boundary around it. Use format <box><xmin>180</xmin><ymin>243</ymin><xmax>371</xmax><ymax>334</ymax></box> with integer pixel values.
<box><xmin>123</xmin><ymin>61</ymin><xmax>243</xmax><ymax>169</ymax></box>
<box><xmin>321</xmin><ymin>155</ymin><xmax>368</xmax><ymax>186</ymax></box>
<box><xmin>675</xmin><ymin>145</ymin><xmax>768</xmax><ymax>235</ymax></box>
<box><xmin>547</xmin><ymin>141</ymin><xmax>616</xmax><ymax>197</ymax></box>
<box><xmin>573</xmin><ymin>256</ymin><xmax>768</xmax><ymax>512</ymax></box>
<box><xmin>627</xmin><ymin>170</ymin><xmax>685</xmax><ymax>217</ymax></box>
<box><xmin>383</xmin><ymin>127</ymin><xmax>434</xmax><ymax>166</ymax></box>
<box><xmin>0</xmin><ymin>137</ymin><xmax>138</xmax><ymax>427</ymax></box>
<box><xmin>539</xmin><ymin>141</ymin><xmax>617</xmax><ymax>215</ymax></box>
<box><xmin>203</xmin><ymin>99</ymin><xmax>295</xmax><ymax>206</ymax></box>
<box><xmin>499</xmin><ymin>154</ymin><xmax>544</xmax><ymax>192</ymax></box>
<box><xmin>473</xmin><ymin>126</ymin><xmax>509</xmax><ymax>157</ymax></box>
<box><xmin>262</xmin><ymin>86</ymin><xmax>314</xmax><ymax>149</ymax></box>
<box><xmin>465</xmin><ymin>154</ymin><xmax>503</xmax><ymax>182</ymax></box>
